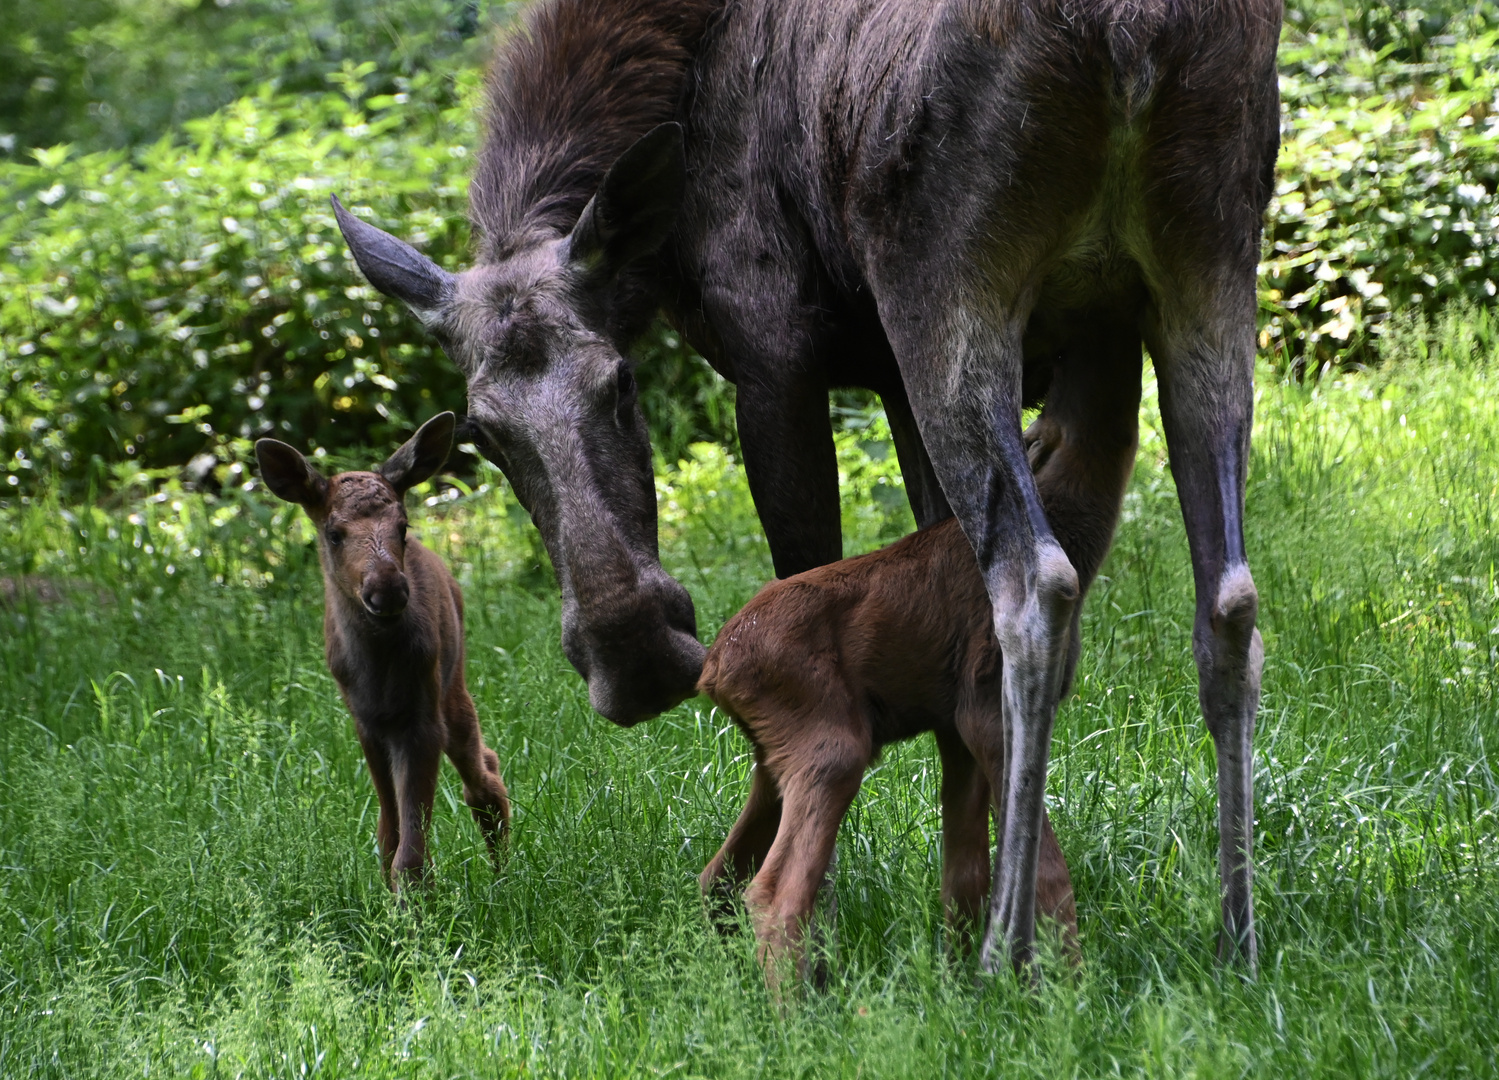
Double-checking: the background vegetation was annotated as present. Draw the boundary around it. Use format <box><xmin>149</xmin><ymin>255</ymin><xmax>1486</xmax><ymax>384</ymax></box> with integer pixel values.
<box><xmin>2</xmin><ymin>0</ymin><xmax>1497</xmax><ymax>495</ymax></box>
<box><xmin>3</xmin><ymin>325</ymin><xmax>1497</xmax><ymax>1076</ymax></box>
<box><xmin>2</xmin><ymin>2</ymin><xmax>1498</xmax><ymax>1075</ymax></box>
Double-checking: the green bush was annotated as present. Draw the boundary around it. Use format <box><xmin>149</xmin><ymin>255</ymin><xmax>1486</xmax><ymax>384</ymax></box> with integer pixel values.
<box><xmin>0</xmin><ymin>67</ymin><xmax>482</xmax><ymax>495</ymax></box>
<box><xmin>0</xmin><ymin>0</ymin><xmax>487</xmax><ymax>156</ymax></box>
<box><xmin>1268</xmin><ymin>2</ymin><xmax>1499</xmax><ymax>370</ymax></box>
<box><xmin>0</xmin><ymin>14</ymin><xmax>732</xmax><ymax>499</ymax></box>
<box><xmin>3</xmin><ymin>1</ymin><xmax>1496</xmax><ymax>497</ymax></box>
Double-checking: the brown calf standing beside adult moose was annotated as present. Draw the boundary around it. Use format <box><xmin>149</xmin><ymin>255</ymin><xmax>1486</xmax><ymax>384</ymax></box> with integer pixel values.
<box><xmin>255</xmin><ymin>413</ymin><xmax>512</xmax><ymax>892</ymax></box>
<box><xmin>330</xmin><ymin>0</ymin><xmax>1280</xmax><ymax>975</ymax></box>
<box><xmin>699</xmin><ymin>516</ymin><xmax>1084</xmax><ymax>988</ymax></box>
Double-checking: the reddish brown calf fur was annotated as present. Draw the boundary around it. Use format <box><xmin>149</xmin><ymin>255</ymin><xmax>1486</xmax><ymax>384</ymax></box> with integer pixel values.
<box><xmin>256</xmin><ymin>413</ymin><xmax>510</xmax><ymax>890</ymax></box>
<box><xmin>699</xmin><ymin>517</ymin><xmax>1078</xmax><ymax>985</ymax></box>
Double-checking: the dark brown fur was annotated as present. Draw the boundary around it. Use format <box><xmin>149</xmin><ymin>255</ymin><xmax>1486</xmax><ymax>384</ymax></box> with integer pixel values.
<box><xmin>334</xmin><ymin>0</ymin><xmax>1280</xmax><ymax>969</ymax></box>
<box><xmin>699</xmin><ymin>518</ymin><xmax>1078</xmax><ymax>986</ymax></box>
<box><xmin>255</xmin><ymin>415</ymin><xmax>511</xmax><ymax>890</ymax></box>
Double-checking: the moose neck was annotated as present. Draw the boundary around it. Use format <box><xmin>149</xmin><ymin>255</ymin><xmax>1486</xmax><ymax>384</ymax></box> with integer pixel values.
<box><xmin>471</xmin><ymin>0</ymin><xmax>721</xmax><ymax>264</ymax></box>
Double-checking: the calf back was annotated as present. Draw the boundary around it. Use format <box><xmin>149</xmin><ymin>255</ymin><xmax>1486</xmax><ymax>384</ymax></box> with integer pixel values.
<box><xmin>701</xmin><ymin>518</ymin><xmax>993</xmax><ymax>750</ymax></box>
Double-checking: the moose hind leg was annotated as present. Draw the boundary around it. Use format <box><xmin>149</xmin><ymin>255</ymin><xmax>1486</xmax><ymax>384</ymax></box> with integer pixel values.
<box><xmin>1146</xmin><ymin>276</ymin><xmax>1264</xmax><ymax>970</ymax></box>
<box><xmin>885</xmin><ymin>382</ymin><xmax>954</xmax><ymax>529</ymax></box>
<box><xmin>881</xmin><ymin>301</ymin><xmax>1080</xmax><ymax>973</ymax></box>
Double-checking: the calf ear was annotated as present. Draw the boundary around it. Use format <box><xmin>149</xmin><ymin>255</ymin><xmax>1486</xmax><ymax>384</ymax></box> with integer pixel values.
<box><xmin>255</xmin><ymin>439</ymin><xmax>329</xmax><ymax>507</ymax></box>
<box><xmin>380</xmin><ymin>411</ymin><xmax>455</xmax><ymax>492</ymax></box>
<box><xmin>331</xmin><ymin>195</ymin><xmax>455</xmax><ymax>323</ymax></box>
<box><xmin>568</xmin><ymin>122</ymin><xmax>685</xmax><ymax>285</ymax></box>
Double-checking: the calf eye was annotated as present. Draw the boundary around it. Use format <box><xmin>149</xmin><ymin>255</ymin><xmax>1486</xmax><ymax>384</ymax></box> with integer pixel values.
<box><xmin>398</xmin><ymin>523</ymin><xmax>408</xmax><ymax>543</ymax></box>
<box><xmin>326</xmin><ymin>527</ymin><xmax>344</xmax><ymax>547</ymax></box>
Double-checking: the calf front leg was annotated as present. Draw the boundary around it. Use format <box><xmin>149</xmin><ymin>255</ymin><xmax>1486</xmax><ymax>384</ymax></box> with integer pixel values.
<box><xmin>1036</xmin><ymin>813</ymin><xmax>1079</xmax><ymax>964</ymax></box>
<box><xmin>389</xmin><ymin>732</ymin><xmax>443</xmax><ymax>890</ymax></box>
<box><xmin>936</xmin><ymin>729</ymin><xmax>991</xmax><ymax>950</ymax></box>
<box><xmin>358</xmin><ymin>734</ymin><xmax>401</xmax><ymax>882</ymax></box>
<box><xmin>947</xmin><ymin>712</ymin><xmax>1081</xmax><ymax>964</ymax></box>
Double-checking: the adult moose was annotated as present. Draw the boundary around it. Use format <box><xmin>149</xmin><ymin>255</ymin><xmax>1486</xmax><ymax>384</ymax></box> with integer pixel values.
<box><xmin>332</xmin><ymin>0</ymin><xmax>1281</xmax><ymax>972</ymax></box>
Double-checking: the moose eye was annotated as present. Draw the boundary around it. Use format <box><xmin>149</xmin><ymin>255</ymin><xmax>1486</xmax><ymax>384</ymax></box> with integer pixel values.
<box><xmin>397</xmin><ymin>522</ymin><xmax>408</xmax><ymax>543</ymax></box>
<box><xmin>616</xmin><ymin>364</ymin><xmax>636</xmax><ymax>403</ymax></box>
<box><xmin>326</xmin><ymin>527</ymin><xmax>344</xmax><ymax>547</ymax></box>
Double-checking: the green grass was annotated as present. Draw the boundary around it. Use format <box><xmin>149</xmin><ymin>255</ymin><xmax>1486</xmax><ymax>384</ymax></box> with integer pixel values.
<box><xmin>3</xmin><ymin>313</ymin><xmax>1498</xmax><ymax>1077</ymax></box>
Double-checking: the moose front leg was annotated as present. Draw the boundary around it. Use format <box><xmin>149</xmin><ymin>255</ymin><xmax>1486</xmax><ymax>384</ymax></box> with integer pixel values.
<box><xmin>1149</xmin><ymin>286</ymin><xmax>1263</xmax><ymax>970</ymax></box>
<box><xmin>882</xmin><ymin>303</ymin><xmax>1080</xmax><ymax>974</ymax></box>
<box><xmin>735</xmin><ymin>371</ymin><xmax>842</xmax><ymax>578</ymax></box>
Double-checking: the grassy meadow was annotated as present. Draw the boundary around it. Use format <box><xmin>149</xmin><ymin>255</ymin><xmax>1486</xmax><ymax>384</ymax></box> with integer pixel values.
<box><xmin>3</xmin><ymin>312</ymin><xmax>1499</xmax><ymax>1077</ymax></box>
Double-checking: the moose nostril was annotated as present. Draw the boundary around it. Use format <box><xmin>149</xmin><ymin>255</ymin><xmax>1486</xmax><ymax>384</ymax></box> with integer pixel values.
<box><xmin>362</xmin><ymin>583</ymin><xmax>408</xmax><ymax>617</ymax></box>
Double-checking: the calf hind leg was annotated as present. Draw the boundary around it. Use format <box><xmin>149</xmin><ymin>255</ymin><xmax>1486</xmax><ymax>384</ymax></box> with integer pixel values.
<box><xmin>700</xmin><ymin>760</ymin><xmax>782</xmax><ymax>926</ymax></box>
<box><xmin>443</xmin><ymin>685</ymin><xmax>511</xmax><ymax>865</ymax></box>
<box><xmin>744</xmin><ymin>739</ymin><xmax>867</xmax><ymax>992</ymax></box>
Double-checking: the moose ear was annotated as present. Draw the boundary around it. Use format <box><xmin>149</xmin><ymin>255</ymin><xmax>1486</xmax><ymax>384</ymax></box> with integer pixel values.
<box><xmin>379</xmin><ymin>411</ymin><xmax>456</xmax><ymax>492</ymax></box>
<box><xmin>255</xmin><ymin>439</ymin><xmax>329</xmax><ymax>508</ymax></box>
<box><xmin>568</xmin><ymin>122</ymin><xmax>685</xmax><ymax>283</ymax></box>
<box><xmin>331</xmin><ymin>195</ymin><xmax>455</xmax><ymax>322</ymax></box>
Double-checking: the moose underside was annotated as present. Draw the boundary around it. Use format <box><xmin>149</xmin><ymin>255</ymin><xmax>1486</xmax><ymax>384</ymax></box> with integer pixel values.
<box><xmin>334</xmin><ymin>0</ymin><xmax>1281</xmax><ymax>972</ymax></box>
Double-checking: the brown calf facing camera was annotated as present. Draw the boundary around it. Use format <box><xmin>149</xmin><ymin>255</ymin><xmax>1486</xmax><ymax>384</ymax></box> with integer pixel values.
<box><xmin>255</xmin><ymin>413</ymin><xmax>511</xmax><ymax>890</ymax></box>
<box><xmin>698</xmin><ymin>517</ymin><xmax>1080</xmax><ymax>988</ymax></box>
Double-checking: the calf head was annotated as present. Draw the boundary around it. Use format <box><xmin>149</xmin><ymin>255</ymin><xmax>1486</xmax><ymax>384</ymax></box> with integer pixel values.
<box><xmin>256</xmin><ymin>413</ymin><xmax>456</xmax><ymax>620</ymax></box>
<box><xmin>330</xmin><ymin>123</ymin><xmax>704</xmax><ymax>724</ymax></box>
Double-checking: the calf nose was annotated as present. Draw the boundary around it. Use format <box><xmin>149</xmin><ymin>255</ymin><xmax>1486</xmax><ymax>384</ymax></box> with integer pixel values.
<box><xmin>362</xmin><ymin>577</ymin><xmax>409</xmax><ymax>618</ymax></box>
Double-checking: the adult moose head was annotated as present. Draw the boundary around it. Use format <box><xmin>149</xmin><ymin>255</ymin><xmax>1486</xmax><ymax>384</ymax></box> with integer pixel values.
<box><xmin>334</xmin><ymin>0</ymin><xmax>1282</xmax><ymax>974</ymax></box>
<box><xmin>334</xmin><ymin>120</ymin><xmax>702</xmax><ymax>726</ymax></box>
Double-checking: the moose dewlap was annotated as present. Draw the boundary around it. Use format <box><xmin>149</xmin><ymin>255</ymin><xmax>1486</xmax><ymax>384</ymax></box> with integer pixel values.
<box><xmin>255</xmin><ymin>412</ymin><xmax>510</xmax><ymax>890</ymax></box>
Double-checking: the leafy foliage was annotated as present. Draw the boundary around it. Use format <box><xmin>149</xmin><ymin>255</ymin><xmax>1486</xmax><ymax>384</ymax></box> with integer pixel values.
<box><xmin>1268</xmin><ymin>1</ymin><xmax>1499</xmax><ymax>370</ymax></box>
<box><xmin>2</xmin><ymin>1</ymin><xmax>1496</xmax><ymax>496</ymax></box>
<box><xmin>0</xmin><ymin>0</ymin><xmax>486</xmax><ymax>156</ymax></box>
<box><xmin>1</xmin><ymin>69</ymin><xmax>479</xmax><ymax>494</ymax></box>
<box><xmin>0</xmin><ymin>15</ymin><xmax>730</xmax><ymax>498</ymax></box>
